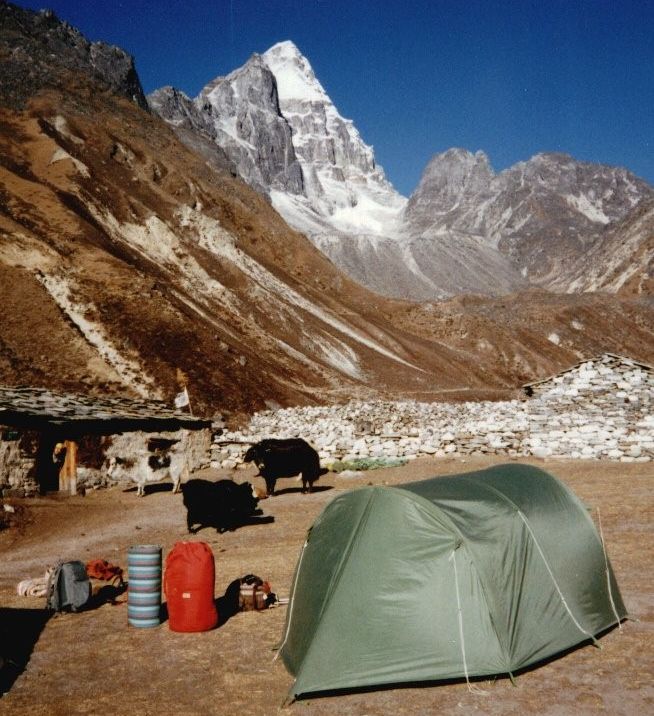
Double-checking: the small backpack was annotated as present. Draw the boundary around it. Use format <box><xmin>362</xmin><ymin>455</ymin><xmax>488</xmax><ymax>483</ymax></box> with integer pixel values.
<box><xmin>239</xmin><ymin>574</ymin><xmax>275</xmax><ymax>611</ymax></box>
<box><xmin>46</xmin><ymin>560</ymin><xmax>91</xmax><ymax>612</ymax></box>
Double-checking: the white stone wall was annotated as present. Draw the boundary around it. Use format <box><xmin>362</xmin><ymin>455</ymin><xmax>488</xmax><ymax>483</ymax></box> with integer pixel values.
<box><xmin>102</xmin><ymin>427</ymin><xmax>211</xmax><ymax>487</ymax></box>
<box><xmin>216</xmin><ymin>357</ymin><xmax>653</xmax><ymax>468</ymax></box>
<box><xmin>530</xmin><ymin>355</ymin><xmax>652</xmax><ymax>408</ymax></box>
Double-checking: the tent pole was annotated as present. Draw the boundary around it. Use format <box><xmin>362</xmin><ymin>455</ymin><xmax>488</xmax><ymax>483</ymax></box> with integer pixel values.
<box><xmin>595</xmin><ymin>507</ymin><xmax>623</xmax><ymax>631</ymax></box>
<box><xmin>274</xmin><ymin>538</ymin><xmax>309</xmax><ymax>661</ymax></box>
<box><xmin>449</xmin><ymin>548</ymin><xmax>488</xmax><ymax>696</ymax></box>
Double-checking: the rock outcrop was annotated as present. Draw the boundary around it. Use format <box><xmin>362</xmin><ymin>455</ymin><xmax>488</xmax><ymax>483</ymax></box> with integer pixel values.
<box><xmin>0</xmin><ymin>2</ymin><xmax>148</xmax><ymax>110</ymax></box>
<box><xmin>262</xmin><ymin>41</ymin><xmax>406</xmax><ymax>234</ymax></box>
<box><xmin>149</xmin><ymin>54</ymin><xmax>303</xmax><ymax>196</ymax></box>
<box><xmin>403</xmin><ymin>149</ymin><xmax>495</xmax><ymax>234</ymax></box>
<box><xmin>550</xmin><ymin>195</ymin><xmax>654</xmax><ymax>295</ymax></box>
<box><xmin>197</xmin><ymin>53</ymin><xmax>304</xmax><ymax>195</ymax></box>
<box><xmin>147</xmin><ymin>85</ymin><xmax>215</xmax><ymax>137</ymax></box>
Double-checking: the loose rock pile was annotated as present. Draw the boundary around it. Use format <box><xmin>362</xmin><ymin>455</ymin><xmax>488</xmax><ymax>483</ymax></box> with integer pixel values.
<box><xmin>215</xmin><ymin>356</ymin><xmax>653</xmax><ymax>469</ymax></box>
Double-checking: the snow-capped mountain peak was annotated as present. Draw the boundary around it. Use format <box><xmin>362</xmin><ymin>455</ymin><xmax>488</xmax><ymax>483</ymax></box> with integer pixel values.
<box><xmin>261</xmin><ymin>40</ymin><xmax>329</xmax><ymax>104</ymax></box>
<box><xmin>150</xmin><ymin>40</ymin><xmax>405</xmax><ymax>240</ymax></box>
<box><xmin>258</xmin><ymin>41</ymin><xmax>406</xmax><ymax>239</ymax></box>
<box><xmin>190</xmin><ymin>51</ymin><xmax>304</xmax><ymax>195</ymax></box>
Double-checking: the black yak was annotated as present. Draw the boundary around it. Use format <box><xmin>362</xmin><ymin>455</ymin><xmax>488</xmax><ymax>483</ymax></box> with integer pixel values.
<box><xmin>181</xmin><ymin>479</ymin><xmax>263</xmax><ymax>533</ymax></box>
<box><xmin>243</xmin><ymin>438</ymin><xmax>325</xmax><ymax>495</ymax></box>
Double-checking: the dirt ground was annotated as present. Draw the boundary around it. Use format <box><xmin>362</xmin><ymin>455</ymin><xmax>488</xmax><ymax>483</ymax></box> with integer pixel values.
<box><xmin>0</xmin><ymin>455</ymin><xmax>651</xmax><ymax>716</ymax></box>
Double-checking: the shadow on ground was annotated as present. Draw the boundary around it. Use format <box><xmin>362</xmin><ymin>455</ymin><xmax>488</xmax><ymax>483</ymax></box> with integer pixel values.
<box><xmin>0</xmin><ymin>607</ymin><xmax>52</xmax><ymax>696</ymax></box>
<box><xmin>272</xmin><ymin>485</ymin><xmax>333</xmax><ymax>496</ymax></box>
<box><xmin>122</xmin><ymin>483</ymin><xmax>175</xmax><ymax>495</ymax></box>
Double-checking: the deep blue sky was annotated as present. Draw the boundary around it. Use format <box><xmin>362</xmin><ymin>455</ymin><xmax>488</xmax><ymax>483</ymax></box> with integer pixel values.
<box><xmin>16</xmin><ymin>0</ymin><xmax>654</xmax><ymax>195</ymax></box>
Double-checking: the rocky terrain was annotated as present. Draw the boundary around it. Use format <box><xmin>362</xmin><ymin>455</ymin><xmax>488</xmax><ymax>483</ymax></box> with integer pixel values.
<box><xmin>0</xmin><ymin>4</ymin><xmax>148</xmax><ymax>112</ymax></box>
<box><xmin>149</xmin><ymin>52</ymin><xmax>303</xmax><ymax>197</ymax></box>
<box><xmin>550</xmin><ymin>195</ymin><xmax>654</xmax><ymax>295</ymax></box>
<box><xmin>217</xmin><ymin>355</ymin><xmax>654</xmax><ymax>468</ymax></box>
<box><xmin>153</xmin><ymin>41</ymin><xmax>654</xmax><ymax>301</ymax></box>
<box><xmin>404</xmin><ymin>149</ymin><xmax>653</xmax><ymax>294</ymax></box>
<box><xmin>1</xmin><ymin>3</ymin><xmax>654</xmax><ymax>419</ymax></box>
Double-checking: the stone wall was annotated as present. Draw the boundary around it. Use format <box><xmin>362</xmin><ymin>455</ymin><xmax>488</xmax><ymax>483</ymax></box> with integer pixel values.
<box><xmin>215</xmin><ymin>356</ymin><xmax>653</xmax><ymax>468</ymax></box>
<box><xmin>0</xmin><ymin>428</ymin><xmax>39</xmax><ymax>496</ymax></box>
<box><xmin>0</xmin><ymin>425</ymin><xmax>211</xmax><ymax>496</ymax></box>
<box><xmin>103</xmin><ymin>428</ymin><xmax>211</xmax><ymax>487</ymax></box>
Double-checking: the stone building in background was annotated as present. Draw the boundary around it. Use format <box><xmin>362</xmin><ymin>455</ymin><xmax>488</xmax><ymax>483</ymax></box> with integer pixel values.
<box><xmin>522</xmin><ymin>353</ymin><xmax>652</xmax><ymax>406</ymax></box>
<box><xmin>0</xmin><ymin>386</ymin><xmax>212</xmax><ymax>497</ymax></box>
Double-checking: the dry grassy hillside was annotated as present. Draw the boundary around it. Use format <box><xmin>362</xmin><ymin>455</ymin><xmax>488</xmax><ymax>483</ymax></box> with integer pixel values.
<box><xmin>1</xmin><ymin>3</ymin><xmax>653</xmax><ymax>417</ymax></box>
<box><xmin>0</xmin><ymin>88</ymin><xmax>494</xmax><ymax>413</ymax></box>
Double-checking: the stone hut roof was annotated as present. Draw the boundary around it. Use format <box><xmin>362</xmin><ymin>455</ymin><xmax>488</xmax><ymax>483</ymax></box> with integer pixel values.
<box><xmin>522</xmin><ymin>353</ymin><xmax>653</xmax><ymax>393</ymax></box>
<box><xmin>0</xmin><ymin>385</ymin><xmax>211</xmax><ymax>434</ymax></box>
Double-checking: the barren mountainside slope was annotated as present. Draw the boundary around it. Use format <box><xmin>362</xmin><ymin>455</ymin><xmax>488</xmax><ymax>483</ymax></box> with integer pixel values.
<box><xmin>1</xmin><ymin>3</ymin><xmax>654</xmax><ymax>416</ymax></box>
<box><xmin>547</xmin><ymin>196</ymin><xmax>654</xmax><ymax>296</ymax></box>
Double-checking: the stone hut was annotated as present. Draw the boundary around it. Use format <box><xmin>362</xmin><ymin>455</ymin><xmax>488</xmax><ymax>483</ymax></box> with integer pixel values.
<box><xmin>518</xmin><ymin>353</ymin><xmax>653</xmax><ymax>460</ymax></box>
<box><xmin>0</xmin><ymin>386</ymin><xmax>212</xmax><ymax>497</ymax></box>
<box><xmin>522</xmin><ymin>353</ymin><xmax>653</xmax><ymax>409</ymax></box>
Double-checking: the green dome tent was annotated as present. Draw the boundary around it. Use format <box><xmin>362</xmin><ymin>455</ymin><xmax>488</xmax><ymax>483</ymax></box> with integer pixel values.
<box><xmin>278</xmin><ymin>464</ymin><xmax>626</xmax><ymax>700</ymax></box>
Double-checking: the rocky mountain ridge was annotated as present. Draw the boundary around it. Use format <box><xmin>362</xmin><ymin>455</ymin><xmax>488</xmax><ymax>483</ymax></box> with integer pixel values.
<box><xmin>548</xmin><ymin>195</ymin><xmax>654</xmax><ymax>295</ymax></box>
<box><xmin>151</xmin><ymin>41</ymin><xmax>653</xmax><ymax>300</ymax></box>
<box><xmin>0</xmin><ymin>2</ymin><xmax>148</xmax><ymax>111</ymax></box>
<box><xmin>406</xmin><ymin>148</ymin><xmax>652</xmax><ymax>287</ymax></box>
<box><xmin>149</xmin><ymin>41</ymin><xmax>406</xmax><ymax>239</ymax></box>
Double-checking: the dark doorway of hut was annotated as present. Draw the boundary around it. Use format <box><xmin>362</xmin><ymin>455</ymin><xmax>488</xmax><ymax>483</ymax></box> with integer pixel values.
<box><xmin>36</xmin><ymin>434</ymin><xmax>59</xmax><ymax>493</ymax></box>
<box><xmin>35</xmin><ymin>434</ymin><xmax>78</xmax><ymax>494</ymax></box>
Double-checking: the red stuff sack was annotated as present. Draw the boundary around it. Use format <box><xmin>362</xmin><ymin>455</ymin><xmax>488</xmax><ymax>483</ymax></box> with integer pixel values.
<box><xmin>164</xmin><ymin>542</ymin><xmax>218</xmax><ymax>632</ymax></box>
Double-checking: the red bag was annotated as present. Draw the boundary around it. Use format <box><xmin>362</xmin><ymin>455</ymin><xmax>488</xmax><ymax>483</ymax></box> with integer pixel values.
<box><xmin>164</xmin><ymin>542</ymin><xmax>218</xmax><ymax>632</ymax></box>
<box><xmin>86</xmin><ymin>559</ymin><xmax>124</xmax><ymax>586</ymax></box>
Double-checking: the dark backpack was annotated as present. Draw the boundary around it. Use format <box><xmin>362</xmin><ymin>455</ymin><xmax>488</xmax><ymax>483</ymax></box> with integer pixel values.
<box><xmin>46</xmin><ymin>560</ymin><xmax>91</xmax><ymax>612</ymax></box>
